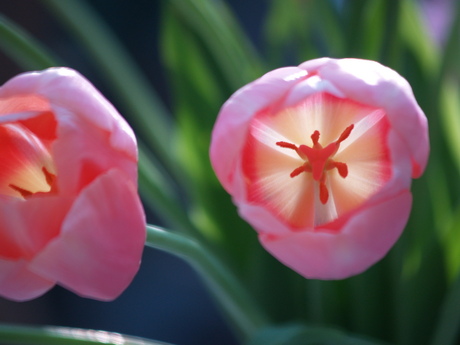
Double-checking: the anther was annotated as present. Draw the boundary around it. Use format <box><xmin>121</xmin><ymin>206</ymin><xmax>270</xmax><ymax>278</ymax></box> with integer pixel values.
<box><xmin>275</xmin><ymin>124</ymin><xmax>354</xmax><ymax>205</ymax></box>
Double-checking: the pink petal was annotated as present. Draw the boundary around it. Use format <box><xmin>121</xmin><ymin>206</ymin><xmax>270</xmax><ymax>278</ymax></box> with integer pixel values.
<box><xmin>0</xmin><ymin>68</ymin><xmax>137</xmax><ymax>162</ymax></box>
<box><xmin>259</xmin><ymin>190</ymin><xmax>412</xmax><ymax>279</ymax></box>
<box><xmin>30</xmin><ymin>169</ymin><xmax>145</xmax><ymax>301</ymax></box>
<box><xmin>299</xmin><ymin>58</ymin><xmax>429</xmax><ymax>177</ymax></box>
<box><xmin>0</xmin><ymin>195</ymin><xmax>72</xmax><ymax>260</ymax></box>
<box><xmin>210</xmin><ymin>66</ymin><xmax>309</xmax><ymax>194</ymax></box>
<box><xmin>52</xmin><ymin>108</ymin><xmax>137</xmax><ymax>195</ymax></box>
<box><xmin>0</xmin><ymin>259</ymin><xmax>54</xmax><ymax>301</ymax></box>
<box><xmin>0</xmin><ymin>194</ymin><xmax>68</xmax><ymax>301</ymax></box>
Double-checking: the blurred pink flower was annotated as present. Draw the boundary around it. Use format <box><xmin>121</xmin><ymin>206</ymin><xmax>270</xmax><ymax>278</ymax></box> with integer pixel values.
<box><xmin>210</xmin><ymin>58</ymin><xmax>429</xmax><ymax>279</ymax></box>
<box><xmin>0</xmin><ymin>68</ymin><xmax>146</xmax><ymax>301</ymax></box>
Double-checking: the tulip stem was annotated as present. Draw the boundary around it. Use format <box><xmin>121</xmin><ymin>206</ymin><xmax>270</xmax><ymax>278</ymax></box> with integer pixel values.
<box><xmin>145</xmin><ymin>224</ymin><xmax>269</xmax><ymax>339</ymax></box>
<box><xmin>0</xmin><ymin>323</ymin><xmax>170</xmax><ymax>345</ymax></box>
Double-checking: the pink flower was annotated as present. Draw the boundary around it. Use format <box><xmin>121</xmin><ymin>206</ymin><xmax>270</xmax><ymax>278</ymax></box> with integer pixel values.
<box><xmin>210</xmin><ymin>58</ymin><xmax>429</xmax><ymax>279</ymax></box>
<box><xmin>0</xmin><ymin>68</ymin><xmax>146</xmax><ymax>301</ymax></box>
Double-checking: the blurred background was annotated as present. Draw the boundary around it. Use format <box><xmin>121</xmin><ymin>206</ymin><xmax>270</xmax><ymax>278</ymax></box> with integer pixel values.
<box><xmin>0</xmin><ymin>1</ymin><xmax>459</xmax><ymax>345</ymax></box>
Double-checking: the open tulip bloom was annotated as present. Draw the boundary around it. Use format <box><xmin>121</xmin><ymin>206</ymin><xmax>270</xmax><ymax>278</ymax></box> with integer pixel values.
<box><xmin>0</xmin><ymin>68</ymin><xmax>146</xmax><ymax>301</ymax></box>
<box><xmin>210</xmin><ymin>58</ymin><xmax>429</xmax><ymax>279</ymax></box>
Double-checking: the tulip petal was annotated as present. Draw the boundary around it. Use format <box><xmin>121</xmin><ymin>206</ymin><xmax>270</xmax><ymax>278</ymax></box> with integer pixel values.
<box><xmin>30</xmin><ymin>169</ymin><xmax>145</xmax><ymax>301</ymax></box>
<box><xmin>259</xmin><ymin>190</ymin><xmax>412</xmax><ymax>279</ymax></box>
<box><xmin>0</xmin><ymin>68</ymin><xmax>137</xmax><ymax>161</ymax></box>
<box><xmin>210</xmin><ymin>66</ymin><xmax>309</xmax><ymax>194</ymax></box>
<box><xmin>0</xmin><ymin>196</ymin><xmax>71</xmax><ymax>260</ymax></box>
<box><xmin>0</xmin><ymin>259</ymin><xmax>54</xmax><ymax>301</ymax></box>
<box><xmin>52</xmin><ymin>106</ymin><xmax>137</xmax><ymax>194</ymax></box>
<box><xmin>299</xmin><ymin>58</ymin><xmax>429</xmax><ymax>177</ymax></box>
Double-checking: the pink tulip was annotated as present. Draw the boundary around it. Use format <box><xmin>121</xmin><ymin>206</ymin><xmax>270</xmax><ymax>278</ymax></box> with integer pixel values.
<box><xmin>0</xmin><ymin>68</ymin><xmax>146</xmax><ymax>301</ymax></box>
<box><xmin>210</xmin><ymin>58</ymin><xmax>429</xmax><ymax>279</ymax></box>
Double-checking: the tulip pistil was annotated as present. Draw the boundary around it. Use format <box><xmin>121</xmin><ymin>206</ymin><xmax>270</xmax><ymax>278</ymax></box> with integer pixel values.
<box><xmin>276</xmin><ymin>124</ymin><xmax>354</xmax><ymax>204</ymax></box>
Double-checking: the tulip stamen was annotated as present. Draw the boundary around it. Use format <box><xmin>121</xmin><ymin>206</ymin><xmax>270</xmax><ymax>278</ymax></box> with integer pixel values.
<box><xmin>8</xmin><ymin>184</ymin><xmax>33</xmax><ymax>198</ymax></box>
<box><xmin>276</xmin><ymin>124</ymin><xmax>354</xmax><ymax>204</ymax></box>
<box><xmin>8</xmin><ymin>166</ymin><xmax>56</xmax><ymax>199</ymax></box>
<box><xmin>42</xmin><ymin>167</ymin><xmax>56</xmax><ymax>188</ymax></box>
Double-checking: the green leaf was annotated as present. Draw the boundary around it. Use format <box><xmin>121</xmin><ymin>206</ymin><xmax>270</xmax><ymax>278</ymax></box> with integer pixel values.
<box><xmin>0</xmin><ymin>323</ymin><xmax>172</xmax><ymax>345</ymax></box>
<box><xmin>312</xmin><ymin>1</ymin><xmax>346</xmax><ymax>57</ymax></box>
<box><xmin>0</xmin><ymin>14</ymin><xmax>59</xmax><ymax>69</ymax></box>
<box><xmin>439</xmin><ymin>79</ymin><xmax>460</xmax><ymax>176</ymax></box>
<box><xmin>359</xmin><ymin>0</ymin><xmax>387</xmax><ymax>60</ymax></box>
<box><xmin>166</xmin><ymin>0</ymin><xmax>264</xmax><ymax>89</ymax></box>
<box><xmin>247</xmin><ymin>324</ymin><xmax>388</xmax><ymax>345</ymax></box>
<box><xmin>263</xmin><ymin>0</ymin><xmax>318</xmax><ymax>65</ymax></box>
<box><xmin>138</xmin><ymin>143</ymin><xmax>196</xmax><ymax>233</ymax></box>
<box><xmin>160</xmin><ymin>2</ymin><xmax>262</xmax><ymax>273</ymax></box>
<box><xmin>431</xmin><ymin>272</ymin><xmax>460</xmax><ymax>345</ymax></box>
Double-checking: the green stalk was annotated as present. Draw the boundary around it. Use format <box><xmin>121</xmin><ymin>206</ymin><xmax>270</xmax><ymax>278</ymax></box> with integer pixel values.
<box><xmin>0</xmin><ymin>324</ymin><xmax>171</xmax><ymax>345</ymax></box>
<box><xmin>0</xmin><ymin>14</ymin><xmax>58</xmax><ymax>69</ymax></box>
<box><xmin>145</xmin><ymin>225</ymin><xmax>269</xmax><ymax>338</ymax></box>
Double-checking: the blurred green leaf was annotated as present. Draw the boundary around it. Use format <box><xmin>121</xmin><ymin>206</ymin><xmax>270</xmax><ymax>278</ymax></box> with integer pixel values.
<box><xmin>392</xmin><ymin>175</ymin><xmax>447</xmax><ymax>345</ymax></box>
<box><xmin>160</xmin><ymin>1</ymin><xmax>263</xmax><ymax>275</ymax></box>
<box><xmin>431</xmin><ymin>271</ymin><xmax>460</xmax><ymax>345</ymax></box>
<box><xmin>138</xmin><ymin>143</ymin><xmax>196</xmax><ymax>232</ymax></box>
<box><xmin>313</xmin><ymin>1</ymin><xmax>346</xmax><ymax>57</ymax></box>
<box><xmin>0</xmin><ymin>14</ymin><xmax>59</xmax><ymax>69</ymax></box>
<box><xmin>439</xmin><ymin>79</ymin><xmax>460</xmax><ymax>176</ymax></box>
<box><xmin>167</xmin><ymin>0</ymin><xmax>264</xmax><ymax>89</ymax></box>
<box><xmin>359</xmin><ymin>0</ymin><xmax>387</xmax><ymax>60</ymax></box>
<box><xmin>440</xmin><ymin>203</ymin><xmax>460</xmax><ymax>281</ymax></box>
<box><xmin>247</xmin><ymin>324</ymin><xmax>387</xmax><ymax>345</ymax></box>
<box><xmin>0</xmin><ymin>323</ymin><xmax>172</xmax><ymax>345</ymax></box>
<box><xmin>264</xmin><ymin>0</ymin><xmax>318</xmax><ymax>65</ymax></box>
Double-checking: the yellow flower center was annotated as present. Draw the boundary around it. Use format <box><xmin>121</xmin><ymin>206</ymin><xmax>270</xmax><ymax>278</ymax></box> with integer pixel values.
<box><xmin>0</xmin><ymin>123</ymin><xmax>56</xmax><ymax>199</ymax></box>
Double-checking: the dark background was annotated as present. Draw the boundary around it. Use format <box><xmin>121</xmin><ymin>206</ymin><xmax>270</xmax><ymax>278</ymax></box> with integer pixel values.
<box><xmin>0</xmin><ymin>1</ymin><xmax>268</xmax><ymax>345</ymax></box>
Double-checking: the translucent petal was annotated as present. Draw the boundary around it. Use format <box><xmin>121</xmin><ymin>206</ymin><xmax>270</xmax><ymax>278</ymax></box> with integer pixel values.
<box><xmin>243</xmin><ymin>92</ymin><xmax>391</xmax><ymax>228</ymax></box>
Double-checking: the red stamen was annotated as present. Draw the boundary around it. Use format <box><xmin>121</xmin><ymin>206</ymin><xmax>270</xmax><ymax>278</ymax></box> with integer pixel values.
<box><xmin>290</xmin><ymin>165</ymin><xmax>307</xmax><ymax>178</ymax></box>
<box><xmin>276</xmin><ymin>141</ymin><xmax>298</xmax><ymax>151</ymax></box>
<box><xmin>337</xmin><ymin>124</ymin><xmax>354</xmax><ymax>144</ymax></box>
<box><xmin>276</xmin><ymin>124</ymin><xmax>354</xmax><ymax>205</ymax></box>
<box><xmin>331</xmin><ymin>162</ymin><xmax>348</xmax><ymax>178</ymax></box>
<box><xmin>42</xmin><ymin>167</ymin><xmax>56</xmax><ymax>187</ymax></box>
<box><xmin>9</xmin><ymin>184</ymin><xmax>33</xmax><ymax>198</ymax></box>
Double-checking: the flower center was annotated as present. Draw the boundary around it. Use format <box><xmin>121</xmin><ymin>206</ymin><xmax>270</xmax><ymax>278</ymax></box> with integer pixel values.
<box><xmin>0</xmin><ymin>123</ymin><xmax>56</xmax><ymax>199</ymax></box>
<box><xmin>276</xmin><ymin>124</ymin><xmax>354</xmax><ymax>204</ymax></box>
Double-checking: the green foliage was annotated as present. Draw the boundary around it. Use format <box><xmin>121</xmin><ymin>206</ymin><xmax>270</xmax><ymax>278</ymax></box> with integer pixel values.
<box><xmin>247</xmin><ymin>324</ymin><xmax>387</xmax><ymax>345</ymax></box>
